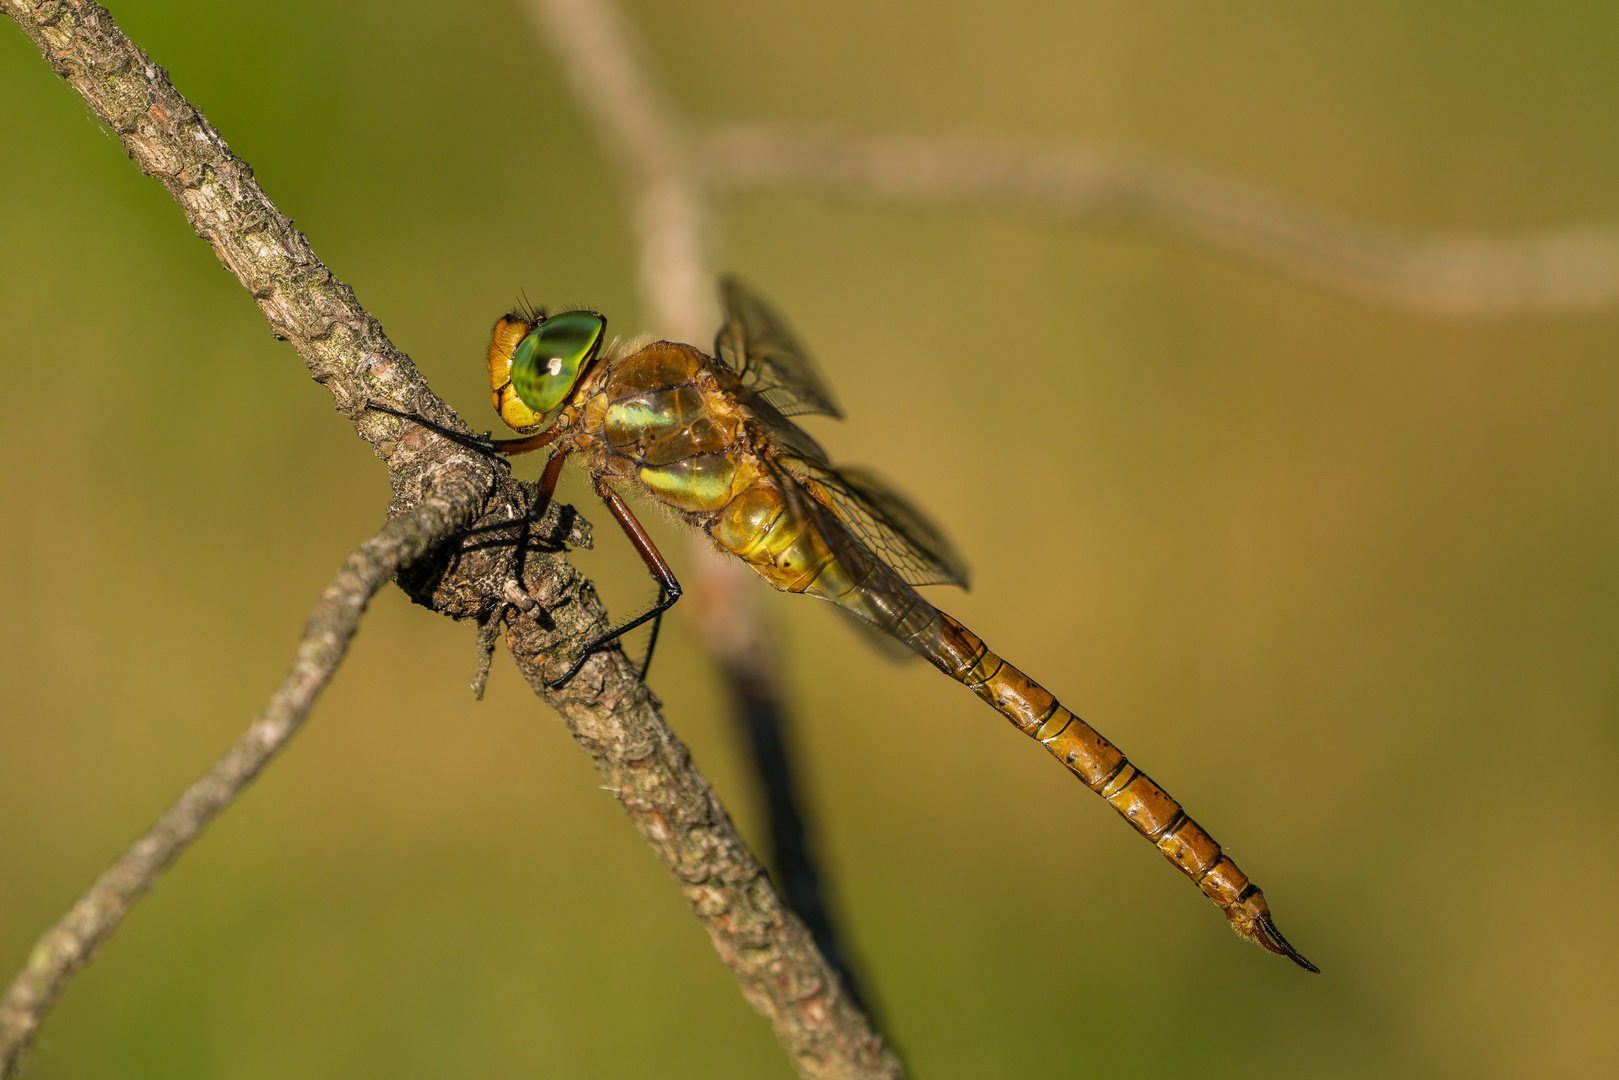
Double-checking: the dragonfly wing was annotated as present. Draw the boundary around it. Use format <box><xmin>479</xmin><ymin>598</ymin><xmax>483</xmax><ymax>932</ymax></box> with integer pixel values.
<box><xmin>783</xmin><ymin>458</ymin><xmax>971</xmax><ymax>590</ymax></box>
<box><xmin>830</xmin><ymin>603</ymin><xmax>925</xmax><ymax>663</ymax></box>
<box><xmin>715</xmin><ymin>275</ymin><xmax>844</xmax><ymax>420</ymax></box>
<box><xmin>746</xmin><ymin>394</ymin><xmax>832</xmax><ymax>465</ymax></box>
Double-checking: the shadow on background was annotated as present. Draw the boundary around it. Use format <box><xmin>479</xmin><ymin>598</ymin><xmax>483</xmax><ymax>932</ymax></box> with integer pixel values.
<box><xmin>3</xmin><ymin>2</ymin><xmax>1617</xmax><ymax>1077</ymax></box>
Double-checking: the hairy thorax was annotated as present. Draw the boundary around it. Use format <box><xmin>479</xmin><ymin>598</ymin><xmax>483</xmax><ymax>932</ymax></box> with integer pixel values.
<box><xmin>567</xmin><ymin>341</ymin><xmax>836</xmax><ymax>593</ymax></box>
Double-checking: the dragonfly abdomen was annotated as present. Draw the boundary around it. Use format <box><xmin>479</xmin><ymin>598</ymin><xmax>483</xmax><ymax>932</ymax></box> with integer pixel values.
<box><xmin>711</xmin><ymin>481</ymin><xmax>842</xmax><ymax>592</ymax></box>
<box><xmin>788</xmin><ymin>547</ymin><xmax>1298</xmax><ymax>956</ymax></box>
<box><xmin>915</xmin><ymin>609</ymin><xmax>1315</xmax><ymax>969</ymax></box>
<box><xmin>768</xmin><ymin>519</ymin><xmax>1292</xmax><ymax>949</ymax></box>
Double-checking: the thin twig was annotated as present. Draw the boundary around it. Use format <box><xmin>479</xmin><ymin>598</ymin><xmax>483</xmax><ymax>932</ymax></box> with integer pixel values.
<box><xmin>522</xmin><ymin>0</ymin><xmax>890</xmax><ymax>1043</ymax></box>
<box><xmin>3</xmin><ymin>3</ymin><xmax>891</xmax><ymax>1077</ymax></box>
<box><xmin>0</xmin><ymin>492</ymin><xmax>478</xmax><ymax>1079</ymax></box>
<box><xmin>703</xmin><ymin>123</ymin><xmax>1619</xmax><ymax>315</ymax></box>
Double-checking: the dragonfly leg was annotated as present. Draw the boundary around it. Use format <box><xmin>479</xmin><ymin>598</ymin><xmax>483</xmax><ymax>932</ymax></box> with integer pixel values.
<box><xmin>545</xmin><ymin>483</ymin><xmax>683</xmax><ymax>689</ymax></box>
<box><xmin>364</xmin><ymin>400</ymin><xmax>558</xmax><ymax>457</ymax></box>
<box><xmin>637</xmin><ymin>589</ymin><xmax>666</xmax><ymax>680</ymax></box>
<box><xmin>535</xmin><ymin>446</ymin><xmax>570</xmax><ymax>498</ymax></box>
<box><xmin>500</xmin><ymin>449</ymin><xmax>572</xmax><ymax>582</ymax></box>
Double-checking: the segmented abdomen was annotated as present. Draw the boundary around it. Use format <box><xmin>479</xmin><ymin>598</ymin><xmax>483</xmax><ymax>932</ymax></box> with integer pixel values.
<box><xmin>782</xmin><ymin>510</ymin><xmax>1311</xmax><ymax>965</ymax></box>
<box><xmin>919</xmin><ymin>611</ymin><xmax>1289</xmax><ymax>948</ymax></box>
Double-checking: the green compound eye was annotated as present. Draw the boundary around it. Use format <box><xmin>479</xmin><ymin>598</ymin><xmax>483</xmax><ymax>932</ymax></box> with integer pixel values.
<box><xmin>510</xmin><ymin>311</ymin><xmax>606</xmax><ymax>415</ymax></box>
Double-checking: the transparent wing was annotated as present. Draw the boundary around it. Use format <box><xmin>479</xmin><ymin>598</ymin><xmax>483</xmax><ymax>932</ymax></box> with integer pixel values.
<box><xmin>712</xmin><ymin>276</ymin><xmax>963</xmax><ymax>587</ymax></box>
<box><xmin>830</xmin><ymin>603</ymin><xmax>926</xmax><ymax>664</ymax></box>
<box><xmin>783</xmin><ymin>458</ymin><xmax>970</xmax><ymax>589</ymax></box>
<box><xmin>714</xmin><ymin>275</ymin><xmax>844</xmax><ymax>420</ymax></box>
<box><xmin>746</xmin><ymin>393</ymin><xmax>831</xmax><ymax>466</ymax></box>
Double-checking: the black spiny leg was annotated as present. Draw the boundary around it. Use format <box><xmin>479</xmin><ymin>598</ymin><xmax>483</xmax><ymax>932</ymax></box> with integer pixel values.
<box><xmin>546</xmin><ymin>483</ymin><xmax>682</xmax><ymax>689</ymax></box>
<box><xmin>638</xmin><ymin>586</ymin><xmax>667</xmax><ymax>680</ymax></box>
<box><xmin>366</xmin><ymin>400</ymin><xmax>567</xmax><ymax>548</ymax></box>
<box><xmin>365</xmin><ymin>399</ymin><xmax>558</xmax><ymax>458</ymax></box>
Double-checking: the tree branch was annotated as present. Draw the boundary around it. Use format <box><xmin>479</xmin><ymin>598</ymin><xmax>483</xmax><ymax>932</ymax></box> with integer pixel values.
<box><xmin>0</xmin><ymin>489</ymin><xmax>481</xmax><ymax>1078</ymax></box>
<box><xmin>2</xmin><ymin>2</ymin><xmax>893</xmax><ymax>1077</ymax></box>
<box><xmin>703</xmin><ymin>123</ymin><xmax>1619</xmax><ymax>315</ymax></box>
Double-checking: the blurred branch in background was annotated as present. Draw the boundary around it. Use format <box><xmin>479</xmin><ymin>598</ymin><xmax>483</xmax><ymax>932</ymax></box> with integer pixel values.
<box><xmin>513</xmin><ymin>0</ymin><xmax>1619</xmax><ymax>322</ymax></box>
<box><xmin>522</xmin><ymin>0</ymin><xmax>885</xmax><ymax>1022</ymax></box>
<box><xmin>518</xmin><ymin>0</ymin><xmax>711</xmax><ymax>346</ymax></box>
<box><xmin>0</xmin><ymin>494</ymin><xmax>480</xmax><ymax>1078</ymax></box>
<box><xmin>2</xmin><ymin>2</ymin><xmax>897</xmax><ymax>1077</ymax></box>
<box><xmin>702</xmin><ymin>124</ymin><xmax>1619</xmax><ymax>315</ymax></box>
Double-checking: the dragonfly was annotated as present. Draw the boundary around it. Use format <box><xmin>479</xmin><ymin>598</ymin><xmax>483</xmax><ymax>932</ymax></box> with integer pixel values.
<box><xmin>370</xmin><ymin>277</ymin><xmax>1317</xmax><ymax>972</ymax></box>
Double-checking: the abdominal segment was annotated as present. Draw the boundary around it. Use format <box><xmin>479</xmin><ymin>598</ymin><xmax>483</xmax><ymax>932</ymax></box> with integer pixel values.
<box><xmin>709</xmin><ymin>482</ymin><xmax>839</xmax><ymax>592</ymax></box>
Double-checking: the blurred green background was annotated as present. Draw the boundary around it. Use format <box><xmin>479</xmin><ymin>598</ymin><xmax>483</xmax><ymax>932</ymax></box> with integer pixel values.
<box><xmin>5</xmin><ymin>1</ymin><xmax>1618</xmax><ymax>1077</ymax></box>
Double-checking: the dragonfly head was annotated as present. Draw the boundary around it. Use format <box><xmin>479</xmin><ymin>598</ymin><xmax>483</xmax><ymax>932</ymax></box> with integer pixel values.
<box><xmin>487</xmin><ymin>309</ymin><xmax>606</xmax><ymax>431</ymax></box>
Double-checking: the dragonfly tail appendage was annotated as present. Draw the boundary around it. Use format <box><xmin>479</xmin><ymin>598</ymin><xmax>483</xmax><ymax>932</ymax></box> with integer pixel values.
<box><xmin>926</xmin><ymin>610</ymin><xmax>1318</xmax><ymax>973</ymax></box>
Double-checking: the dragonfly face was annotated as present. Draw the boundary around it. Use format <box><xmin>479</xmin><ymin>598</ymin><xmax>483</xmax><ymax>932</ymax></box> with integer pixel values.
<box><xmin>487</xmin><ymin>309</ymin><xmax>606</xmax><ymax>430</ymax></box>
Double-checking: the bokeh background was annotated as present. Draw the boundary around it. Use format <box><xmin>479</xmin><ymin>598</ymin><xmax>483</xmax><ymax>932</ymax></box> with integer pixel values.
<box><xmin>5</xmin><ymin>2</ymin><xmax>1619</xmax><ymax>1077</ymax></box>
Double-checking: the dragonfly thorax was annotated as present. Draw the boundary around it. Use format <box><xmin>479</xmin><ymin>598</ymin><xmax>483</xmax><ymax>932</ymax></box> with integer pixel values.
<box><xmin>579</xmin><ymin>342</ymin><xmax>754</xmax><ymax>509</ymax></box>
